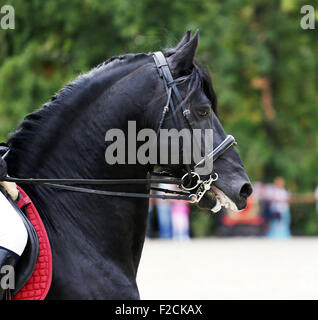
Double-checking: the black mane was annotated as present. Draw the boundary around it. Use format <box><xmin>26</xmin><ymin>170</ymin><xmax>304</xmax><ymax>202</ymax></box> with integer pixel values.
<box><xmin>195</xmin><ymin>61</ymin><xmax>218</xmax><ymax>115</ymax></box>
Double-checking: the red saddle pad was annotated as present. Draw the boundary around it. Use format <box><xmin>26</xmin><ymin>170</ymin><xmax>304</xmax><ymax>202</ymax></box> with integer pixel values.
<box><xmin>12</xmin><ymin>186</ymin><xmax>52</xmax><ymax>300</ymax></box>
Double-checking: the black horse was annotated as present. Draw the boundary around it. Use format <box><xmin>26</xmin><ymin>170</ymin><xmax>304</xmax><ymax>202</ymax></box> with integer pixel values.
<box><xmin>5</xmin><ymin>30</ymin><xmax>252</xmax><ymax>299</ymax></box>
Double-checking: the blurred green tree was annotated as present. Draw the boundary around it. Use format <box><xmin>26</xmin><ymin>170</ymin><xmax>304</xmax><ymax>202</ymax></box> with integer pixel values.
<box><xmin>0</xmin><ymin>0</ymin><xmax>317</xmax><ymax>235</ymax></box>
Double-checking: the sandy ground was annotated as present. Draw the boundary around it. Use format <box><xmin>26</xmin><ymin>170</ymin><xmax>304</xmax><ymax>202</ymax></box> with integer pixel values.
<box><xmin>137</xmin><ymin>237</ymin><xmax>318</xmax><ymax>300</ymax></box>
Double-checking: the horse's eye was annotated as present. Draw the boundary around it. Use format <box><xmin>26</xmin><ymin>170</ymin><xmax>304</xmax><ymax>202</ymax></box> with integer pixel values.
<box><xmin>198</xmin><ymin>110</ymin><xmax>209</xmax><ymax>117</ymax></box>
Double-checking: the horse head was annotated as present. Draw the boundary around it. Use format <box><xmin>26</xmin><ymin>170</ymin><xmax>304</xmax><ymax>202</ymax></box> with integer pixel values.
<box><xmin>145</xmin><ymin>30</ymin><xmax>252</xmax><ymax>211</ymax></box>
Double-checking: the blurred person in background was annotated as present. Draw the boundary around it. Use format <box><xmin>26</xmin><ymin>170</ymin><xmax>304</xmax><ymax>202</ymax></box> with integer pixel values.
<box><xmin>219</xmin><ymin>190</ymin><xmax>263</xmax><ymax>237</ymax></box>
<box><xmin>315</xmin><ymin>185</ymin><xmax>318</xmax><ymax>212</ymax></box>
<box><xmin>171</xmin><ymin>197</ymin><xmax>190</xmax><ymax>240</ymax></box>
<box><xmin>266</xmin><ymin>177</ymin><xmax>291</xmax><ymax>238</ymax></box>
<box><xmin>253</xmin><ymin>182</ymin><xmax>271</xmax><ymax>234</ymax></box>
<box><xmin>154</xmin><ymin>184</ymin><xmax>173</xmax><ymax>239</ymax></box>
<box><xmin>146</xmin><ymin>193</ymin><xmax>156</xmax><ymax>238</ymax></box>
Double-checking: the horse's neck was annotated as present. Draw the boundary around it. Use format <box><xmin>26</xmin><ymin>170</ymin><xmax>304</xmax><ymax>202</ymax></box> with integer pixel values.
<box><xmin>17</xmin><ymin>90</ymin><xmax>147</xmax><ymax>179</ymax></box>
<box><xmin>4</xmin><ymin>56</ymin><xmax>159</xmax><ymax>297</ymax></box>
<box><xmin>11</xmin><ymin>91</ymin><xmax>150</xmax><ymax>278</ymax></box>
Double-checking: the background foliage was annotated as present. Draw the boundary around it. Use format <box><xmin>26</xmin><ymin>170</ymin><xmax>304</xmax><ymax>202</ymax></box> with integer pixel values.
<box><xmin>0</xmin><ymin>0</ymin><xmax>317</xmax><ymax>233</ymax></box>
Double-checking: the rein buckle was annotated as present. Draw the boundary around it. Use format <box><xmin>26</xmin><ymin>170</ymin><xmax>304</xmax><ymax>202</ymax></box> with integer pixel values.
<box><xmin>182</xmin><ymin>172</ymin><xmax>218</xmax><ymax>204</ymax></box>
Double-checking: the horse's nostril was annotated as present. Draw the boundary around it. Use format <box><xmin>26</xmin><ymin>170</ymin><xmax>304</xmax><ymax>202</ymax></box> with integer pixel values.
<box><xmin>239</xmin><ymin>183</ymin><xmax>253</xmax><ymax>199</ymax></box>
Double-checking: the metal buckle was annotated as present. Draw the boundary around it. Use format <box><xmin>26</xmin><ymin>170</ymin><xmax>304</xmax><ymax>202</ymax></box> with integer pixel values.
<box><xmin>180</xmin><ymin>172</ymin><xmax>202</xmax><ymax>191</ymax></box>
<box><xmin>183</xmin><ymin>109</ymin><xmax>191</xmax><ymax>117</ymax></box>
<box><xmin>188</xmin><ymin>173</ymin><xmax>218</xmax><ymax>204</ymax></box>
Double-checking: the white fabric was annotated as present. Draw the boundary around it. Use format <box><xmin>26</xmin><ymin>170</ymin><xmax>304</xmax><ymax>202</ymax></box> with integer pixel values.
<box><xmin>0</xmin><ymin>192</ymin><xmax>28</xmax><ymax>256</ymax></box>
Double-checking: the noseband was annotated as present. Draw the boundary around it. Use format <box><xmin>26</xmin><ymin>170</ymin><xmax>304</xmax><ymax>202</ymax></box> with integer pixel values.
<box><xmin>0</xmin><ymin>52</ymin><xmax>236</xmax><ymax>206</ymax></box>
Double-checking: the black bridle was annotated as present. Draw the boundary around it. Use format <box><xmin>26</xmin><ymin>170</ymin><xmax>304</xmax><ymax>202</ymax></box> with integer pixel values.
<box><xmin>0</xmin><ymin>52</ymin><xmax>236</xmax><ymax>204</ymax></box>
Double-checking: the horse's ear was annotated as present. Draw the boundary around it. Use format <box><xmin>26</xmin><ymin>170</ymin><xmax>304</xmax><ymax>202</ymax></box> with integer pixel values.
<box><xmin>169</xmin><ymin>29</ymin><xmax>200</xmax><ymax>75</ymax></box>
<box><xmin>175</xmin><ymin>30</ymin><xmax>192</xmax><ymax>50</ymax></box>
